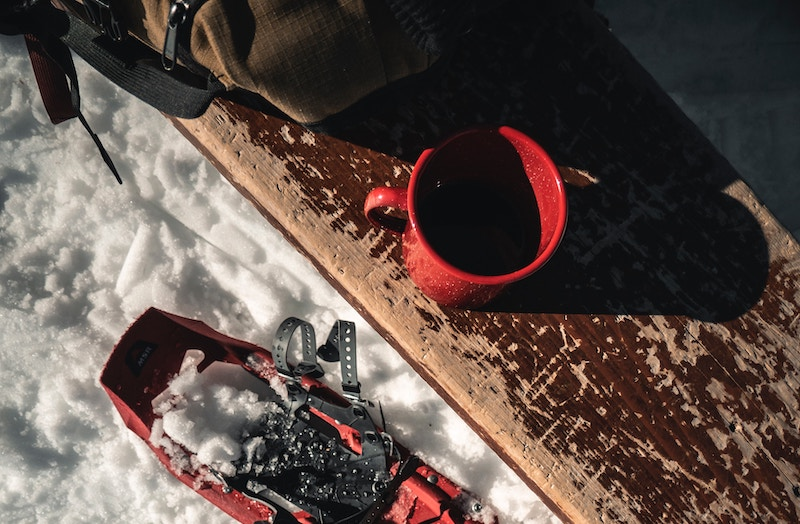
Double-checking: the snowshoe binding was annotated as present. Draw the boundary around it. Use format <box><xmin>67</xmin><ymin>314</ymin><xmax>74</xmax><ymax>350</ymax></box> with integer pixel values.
<box><xmin>101</xmin><ymin>308</ymin><xmax>497</xmax><ymax>524</ymax></box>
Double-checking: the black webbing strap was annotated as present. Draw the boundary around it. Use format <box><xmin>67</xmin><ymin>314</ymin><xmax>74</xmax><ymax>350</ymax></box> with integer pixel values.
<box><xmin>60</xmin><ymin>9</ymin><xmax>225</xmax><ymax>119</ymax></box>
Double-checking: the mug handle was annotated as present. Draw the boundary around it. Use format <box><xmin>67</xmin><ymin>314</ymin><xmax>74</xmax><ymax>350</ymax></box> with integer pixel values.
<box><xmin>364</xmin><ymin>187</ymin><xmax>409</xmax><ymax>235</ymax></box>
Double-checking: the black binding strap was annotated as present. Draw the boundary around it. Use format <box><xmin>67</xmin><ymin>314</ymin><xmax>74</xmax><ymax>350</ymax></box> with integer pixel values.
<box><xmin>335</xmin><ymin>321</ymin><xmax>362</xmax><ymax>401</ymax></box>
<box><xmin>271</xmin><ymin>317</ymin><xmax>323</xmax><ymax>380</ymax></box>
<box><xmin>318</xmin><ymin>320</ymin><xmax>362</xmax><ymax>401</ymax></box>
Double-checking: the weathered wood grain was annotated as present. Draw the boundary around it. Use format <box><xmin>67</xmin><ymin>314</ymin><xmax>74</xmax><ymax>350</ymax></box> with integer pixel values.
<box><xmin>168</xmin><ymin>0</ymin><xmax>800</xmax><ymax>521</ymax></box>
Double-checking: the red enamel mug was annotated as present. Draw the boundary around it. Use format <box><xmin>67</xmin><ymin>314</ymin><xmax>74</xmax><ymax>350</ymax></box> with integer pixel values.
<box><xmin>364</xmin><ymin>126</ymin><xmax>568</xmax><ymax>308</ymax></box>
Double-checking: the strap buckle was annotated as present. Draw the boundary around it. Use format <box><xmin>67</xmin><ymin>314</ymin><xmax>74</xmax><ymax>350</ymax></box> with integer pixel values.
<box><xmin>83</xmin><ymin>0</ymin><xmax>126</xmax><ymax>41</ymax></box>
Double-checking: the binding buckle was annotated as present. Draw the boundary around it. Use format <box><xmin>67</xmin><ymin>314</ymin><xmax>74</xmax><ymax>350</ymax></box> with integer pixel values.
<box><xmin>83</xmin><ymin>0</ymin><xmax>127</xmax><ymax>41</ymax></box>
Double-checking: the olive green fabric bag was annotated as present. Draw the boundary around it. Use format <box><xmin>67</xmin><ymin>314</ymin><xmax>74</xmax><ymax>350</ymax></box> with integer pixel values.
<box><xmin>64</xmin><ymin>0</ymin><xmax>439</xmax><ymax>128</ymax></box>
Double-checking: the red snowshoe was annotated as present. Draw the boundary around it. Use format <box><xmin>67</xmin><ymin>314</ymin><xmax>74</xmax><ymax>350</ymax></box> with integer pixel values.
<box><xmin>101</xmin><ymin>308</ymin><xmax>497</xmax><ymax>524</ymax></box>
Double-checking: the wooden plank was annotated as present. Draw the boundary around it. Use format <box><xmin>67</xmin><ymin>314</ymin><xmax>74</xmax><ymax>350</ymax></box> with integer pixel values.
<box><xmin>167</xmin><ymin>0</ymin><xmax>800</xmax><ymax>521</ymax></box>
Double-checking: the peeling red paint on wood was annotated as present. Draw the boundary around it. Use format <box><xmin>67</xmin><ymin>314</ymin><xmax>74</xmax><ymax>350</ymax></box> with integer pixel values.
<box><xmin>168</xmin><ymin>0</ymin><xmax>800</xmax><ymax>521</ymax></box>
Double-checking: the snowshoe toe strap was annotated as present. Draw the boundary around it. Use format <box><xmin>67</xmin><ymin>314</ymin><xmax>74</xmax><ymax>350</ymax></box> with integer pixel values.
<box><xmin>272</xmin><ymin>317</ymin><xmax>323</xmax><ymax>380</ymax></box>
<box><xmin>273</xmin><ymin>318</ymin><xmax>364</xmax><ymax>402</ymax></box>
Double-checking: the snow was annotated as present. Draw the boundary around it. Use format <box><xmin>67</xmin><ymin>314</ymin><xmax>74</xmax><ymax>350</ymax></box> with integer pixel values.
<box><xmin>1</xmin><ymin>1</ymin><xmax>798</xmax><ymax>523</ymax></box>
<box><xmin>150</xmin><ymin>354</ymin><xmax>285</xmax><ymax>480</ymax></box>
<box><xmin>0</xmin><ymin>32</ymin><xmax>552</xmax><ymax>524</ymax></box>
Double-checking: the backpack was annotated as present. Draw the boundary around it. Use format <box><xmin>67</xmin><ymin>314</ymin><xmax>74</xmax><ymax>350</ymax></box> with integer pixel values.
<box><xmin>1</xmin><ymin>0</ymin><xmax>478</xmax><ymax>182</ymax></box>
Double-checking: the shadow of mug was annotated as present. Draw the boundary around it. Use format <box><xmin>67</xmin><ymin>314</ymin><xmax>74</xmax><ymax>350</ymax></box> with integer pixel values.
<box><xmin>340</xmin><ymin>0</ymin><xmax>768</xmax><ymax>321</ymax></box>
